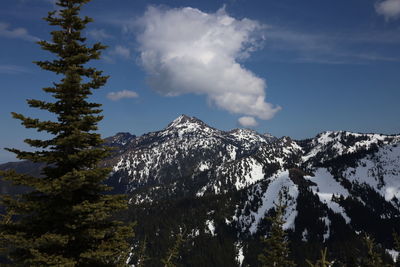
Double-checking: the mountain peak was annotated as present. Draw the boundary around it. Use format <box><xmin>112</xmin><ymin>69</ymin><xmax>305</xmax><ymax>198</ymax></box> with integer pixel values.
<box><xmin>263</xmin><ymin>132</ymin><xmax>275</xmax><ymax>139</ymax></box>
<box><xmin>167</xmin><ymin>114</ymin><xmax>206</xmax><ymax>128</ymax></box>
<box><xmin>104</xmin><ymin>132</ymin><xmax>136</xmax><ymax>147</ymax></box>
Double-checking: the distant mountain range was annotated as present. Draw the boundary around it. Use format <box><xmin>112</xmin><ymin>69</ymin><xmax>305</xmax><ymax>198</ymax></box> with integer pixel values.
<box><xmin>1</xmin><ymin>115</ymin><xmax>400</xmax><ymax>266</ymax></box>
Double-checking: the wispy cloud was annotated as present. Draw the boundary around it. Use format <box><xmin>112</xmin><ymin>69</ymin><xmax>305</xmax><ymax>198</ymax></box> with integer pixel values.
<box><xmin>88</xmin><ymin>29</ymin><xmax>113</xmax><ymax>41</ymax></box>
<box><xmin>17</xmin><ymin>0</ymin><xmax>57</xmax><ymax>5</ymax></box>
<box><xmin>0</xmin><ymin>65</ymin><xmax>30</xmax><ymax>74</ymax></box>
<box><xmin>375</xmin><ymin>0</ymin><xmax>400</xmax><ymax>20</ymax></box>
<box><xmin>0</xmin><ymin>22</ymin><xmax>39</xmax><ymax>42</ymax></box>
<box><xmin>107</xmin><ymin>90</ymin><xmax>138</xmax><ymax>101</ymax></box>
<box><xmin>103</xmin><ymin>45</ymin><xmax>131</xmax><ymax>63</ymax></box>
<box><xmin>263</xmin><ymin>26</ymin><xmax>400</xmax><ymax>64</ymax></box>
<box><xmin>18</xmin><ymin>0</ymin><xmax>54</xmax><ymax>3</ymax></box>
<box><xmin>112</xmin><ymin>45</ymin><xmax>130</xmax><ymax>58</ymax></box>
<box><xmin>354</xmin><ymin>53</ymin><xmax>400</xmax><ymax>62</ymax></box>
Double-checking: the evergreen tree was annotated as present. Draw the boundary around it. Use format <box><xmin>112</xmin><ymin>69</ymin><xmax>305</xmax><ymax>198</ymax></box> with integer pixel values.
<box><xmin>161</xmin><ymin>232</ymin><xmax>185</xmax><ymax>267</ymax></box>
<box><xmin>258</xmin><ymin>191</ymin><xmax>295</xmax><ymax>267</ymax></box>
<box><xmin>136</xmin><ymin>236</ymin><xmax>150</xmax><ymax>267</ymax></box>
<box><xmin>362</xmin><ymin>234</ymin><xmax>384</xmax><ymax>267</ymax></box>
<box><xmin>305</xmin><ymin>248</ymin><xmax>332</xmax><ymax>267</ymax></box>
<box><xmin>0</xmin><ymin>0</ymin><xmax>133</xmax><ymax>265</ymax></box>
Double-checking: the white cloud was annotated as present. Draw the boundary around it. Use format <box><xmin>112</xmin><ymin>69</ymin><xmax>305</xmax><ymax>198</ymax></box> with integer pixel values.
<box><xmin>238</xmin><ymin>116</ymin><xmax>258</xmax><ymax>127</ymax></box>
<box><xmin>135</xmin><ymin>6</ymin><xmax>281</xmax><ymax>123</ymax></box>
<box><xmin>107</xmin><ymin>90</ymin><xmax>138</xmax><ymax>101</ymax></box>
<box><xmin>88</xmin><ymin>29</ymin><xmax>113</xmax><ymax>40</ymax></box>
<box><xmin>375</xmin><ymin>0</ymin><xmax>400</xmax><ymax>20</ymax></box>
<box><xmin>0</xmin><ymin>22</ymin><xmax>39</xmax><ymax>42</ymax></box>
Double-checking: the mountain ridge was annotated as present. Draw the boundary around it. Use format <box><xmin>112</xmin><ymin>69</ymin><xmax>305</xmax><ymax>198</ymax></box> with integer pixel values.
<box><xmin>1</xmin><ymin>114</ymin><xmax>400</xmax><ymax>266</ymax></box>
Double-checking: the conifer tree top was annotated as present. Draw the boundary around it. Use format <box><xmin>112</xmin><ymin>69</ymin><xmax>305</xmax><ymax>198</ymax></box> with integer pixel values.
<box><xmin>0</xmin><ymin>0</ymin><xmax>134</xmax><ymax>265</ymax></box>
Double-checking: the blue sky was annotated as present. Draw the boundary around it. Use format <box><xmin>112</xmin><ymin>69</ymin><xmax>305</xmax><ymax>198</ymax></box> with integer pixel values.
<box><xmin>1</xmin><ymin>0</ymin><xmax>400</xmax><ymax>163</ymax></box>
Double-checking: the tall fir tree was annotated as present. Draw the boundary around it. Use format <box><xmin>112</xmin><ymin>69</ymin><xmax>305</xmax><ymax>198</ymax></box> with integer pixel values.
<box><xmin>306</xmin><ymin>248</ymin><xmax>332</xmax><ymax>267</ymax></box>
<box><xmin>136</xmin><ymin>236</ymin><xmax>150</xmax><ymax>267</ymax></box>
<box><xmin>362</xmin><ymin>234</ymin><xmax>385</xmax><ymax>267</ymax></box>
<box><xmin>0</xmin><ymin>0</ymin><xmax>133</xmax><ymax>265</ymax></box>
<box><xmin>258</xmin><ymin>191</ymin><xmax>296</xmax><ymax>267</ymax></box>
<box><xmin>161</xmin><ymin>232</ymin><xmax>185</xmax><ymax>267</ymax></box>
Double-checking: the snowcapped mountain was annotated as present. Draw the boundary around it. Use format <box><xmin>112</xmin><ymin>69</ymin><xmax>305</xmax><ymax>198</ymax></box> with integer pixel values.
<box><xmin>105</xmin><ymin>115</ymin><xmax>400</xmax><ymax>265</ymax></box>
<box><xmin>300</xmin><ymin>130</ymin><xmax>400</xmax><ymax>166</ymax></box>
<box><xmin>108</xmin><ymin>115</ymin><xmax>277</xmax><ymax>195</ymax></box>
<box><xmin>1</xmin><ymin>114</ymin><xmax>400</xmax><ymax>265</ymax></box>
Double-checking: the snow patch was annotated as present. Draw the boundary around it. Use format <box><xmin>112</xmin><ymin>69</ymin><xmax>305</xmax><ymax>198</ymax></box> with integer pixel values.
<box><xmin>126</xmin><ymin>247</ymin><xmax>134</xmax><ymax>266</ymax></box>
<box><xmin>238</xmin><ymin>171</ymin><xmax>299</xmax><ymax>234</ymax></box>
<box><xmin>302</xmin><ymin>131</ymin><xmax>398</xmax><ymax>163</ymax></box>
<box><xmin>343</xmin><ymin>143</ymin><xmax>400</xmax><ymax>206</ymax></box>
<box><xmin>302</xmin><ymin>229</ymin><xmax>308</xmax><ymax>242</ymax></box>
<box><xmin>235</xmin><ymin>158</ymin><xmax>265</xmax><ymax>190</ymax></box>
<box><xmin>198</xmin><ymin>161</ymin><xmax>211</xmax><ymax>172</ymax></box>
<box><xmin>387</xmin><ymin>249</ymin><xmax>399</xmax><ymax>263</ymax></box>
<box><xmin>205</xmin><ymin>219</ymin><xmax>216</xmax><ymax>236</ymax></box>
<box><xmin>235</xmin><ymin>242</ymin><xmax>244</xmax><ymax>266</ymax></box>
<box><xmin>322</xmin><ymin>216</ymin><xmax>331</xmax><ymax>242</ymax></box>
<box><xmin>305</xmin><ymin>168</ymin><xmax>351</xmax><ymax>223</ymax></box>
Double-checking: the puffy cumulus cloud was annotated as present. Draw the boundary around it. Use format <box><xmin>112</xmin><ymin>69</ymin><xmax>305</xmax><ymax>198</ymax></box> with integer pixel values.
<box><xmin>238</xmin><ymin>116</ymin><xmax>258</xmax><ymax>127</ymax></box>
<box><xmin>376</xmin><ymin>0</ymin><xmax>400</xmax><ymax>20</ymax></box>
<box><xmin>0</xmin><ymin>22</ymin><xmax>39</xmax><ymax>42</ymax></box>
<box><xmin>135</xmin><ymin>6</ymin><xmax>281</xmax><ymax>124</ymax></box>
<box><xmin>107</xmin><ymin>90</ymin><xmax>138</xmax><ymax>101</ymax></box>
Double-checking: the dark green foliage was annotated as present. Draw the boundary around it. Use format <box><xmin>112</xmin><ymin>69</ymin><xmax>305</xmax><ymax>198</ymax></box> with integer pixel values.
<box><xmin>292</xmin><ymin>187</ymin><xmax>327</xmax><ymax>243</ymax></box>
<box><xmin>135</xmin><ymin>236</ymin><xmax>150</xmax><ymax>267</ymax></box>
<box><xmin>362</xmin><ymin>234</ymin><xmax>385</xmax><ymax>267</ymax></box>
<box><xmin>338</xmin><ymin>185</ymin><xmax>400</xmax><ymax>247</ymax></box>
<box><xmin>0</xmin><ymin>0</ymin><xmax>133</xmax><ymax>265</ymax></box>
<box><xmin>258</xmin><ymin>193</ymin><xmax>296</xmax><ymax>267</ymax></box>
<box><xmin>161</xmin><ymin>232</ymin><xmax>184</xmax><ymax>267</ymax></box>
<box><xmin>129</xmin><ymin>193</ymin><xmax>239</xmax><ymax>267</ymax></box>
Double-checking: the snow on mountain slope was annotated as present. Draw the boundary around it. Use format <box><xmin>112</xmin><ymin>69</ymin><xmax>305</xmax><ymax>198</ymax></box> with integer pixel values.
<box><xmin>227</xmin><ymin>128</ymin><xmax>274</xmax><ymax>151</ymax></box>
<box><xmin>112</xmin><ymin>115</ymin><xmax>227</xmax><ymax>189</ymax></box>
<box><xmin>106</xmin><ymin>119</ymin><xmax>400</xmax><ymax>264</ymax></box>
<box><xmin>302</xmin><ymin>131</ymin><xmax>400</xmax><ymax>164</ymax></box>
<box><xmin>343</xmin><ymin>143</ymin><xmax>400</xmax><ymax>208</ymax></box>
<box><xmin>195</xmin><ymin>136</ymin><xmax>303</xmax><ymax>196</ymax></box>
<box><xmin>235</xmin><ymin>170</ymin><xmax>299</xmax><ymax>234</ymax></box>
<box><xmin>111</xmin><ymin>115</ymin><xmax>279</xmax><ymax>193</ymax></box>
<box><xmin>256</xmin><ymin>137</ymin><xmax>303</xmax><ymax>169</ymax></box>
<box><xmin>163</xmin><ymin>114</ymin><xmax>223</xmax><ymax>138</ymax></box>
<box><xmin>109</xmin><ymin>117</ymin><xmax>399</xmax><ymax>220</ymax></box>
<box><xmin>196</xmin><ymin>157</ymin><xmax>265</xmax><ymax>196</ymax></box>
<box><xmin>2</xmin><ymin>114</ymin><xmax>400</xmax><ymax>261</ymax></box>
<box><xmin>305</xmin><ymin>168</ymin><xmax>351</xmax><ymax>223</ymax></box>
